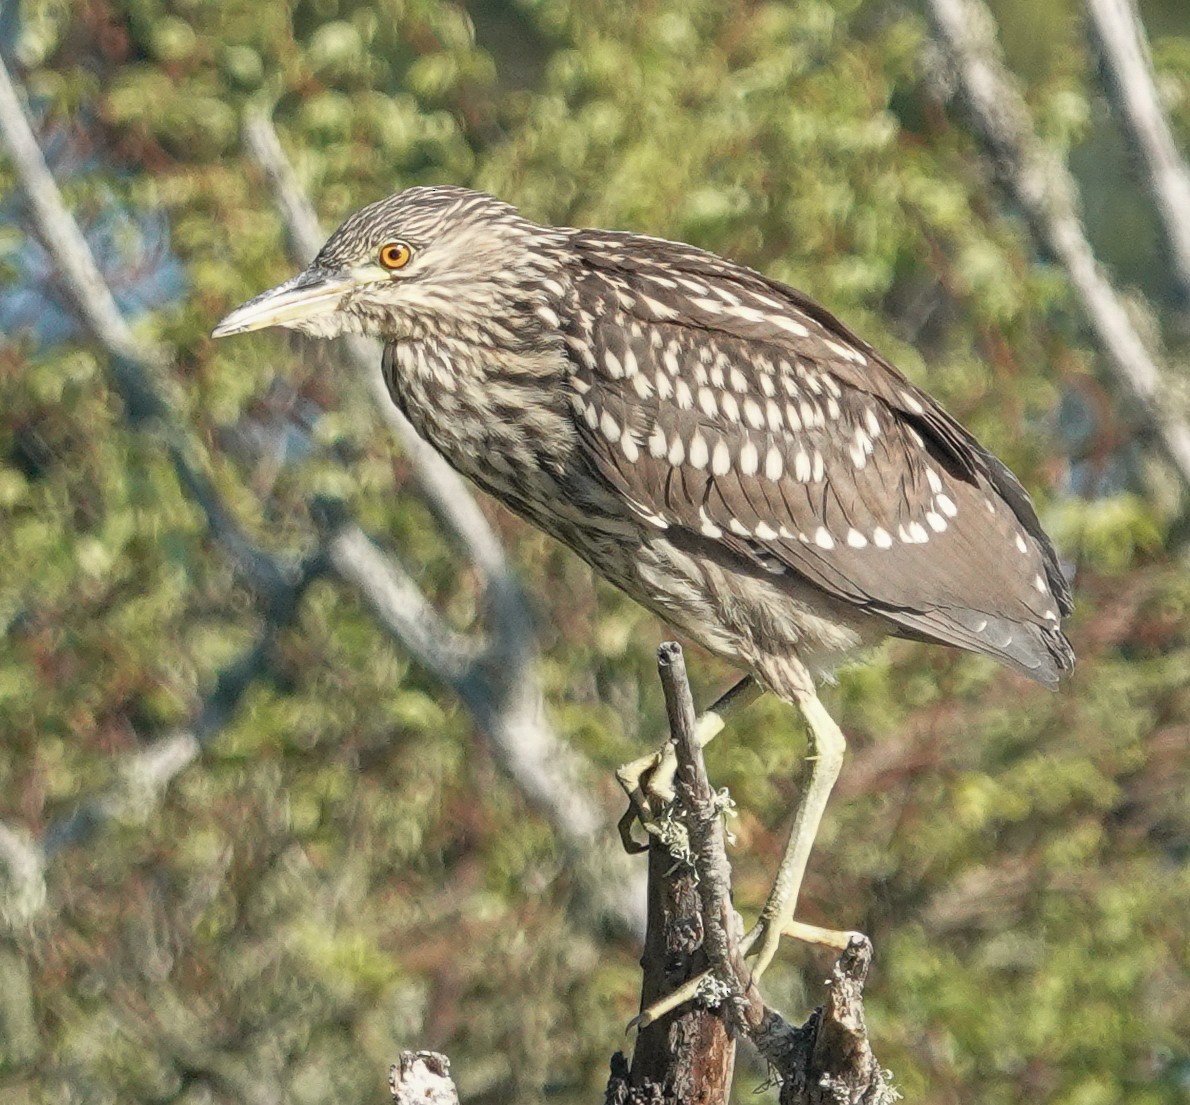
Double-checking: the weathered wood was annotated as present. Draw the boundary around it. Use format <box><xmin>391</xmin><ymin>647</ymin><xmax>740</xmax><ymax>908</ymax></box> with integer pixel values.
<box><xmin>388</xmin><ymin>1051</ymin><xmax>459</xmax><ymax>1105</ymax></box>
<box><xmin>392</xmin><ymin>642</ymin><xmax>896</xmax><ymax>1105</ymax></box>
<box><xmin>618</xmin><ymin>643</ymin><xmax>736</xmax><ymax>1104</ymax></box>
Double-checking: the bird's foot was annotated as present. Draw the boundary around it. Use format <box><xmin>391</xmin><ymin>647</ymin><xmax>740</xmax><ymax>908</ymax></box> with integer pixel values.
<box><xmin>614</xmin><ymin>745</ymin><xmax>679</xmax><ymax>854</ymax></box>
<box><xmin>740</xmin><ymin>915</ymin><xmax>869</xmax><ymax>981</ymax></box>
<box><xmin>629</xmin><ymin>969</ymin><xmax>718</xmax><ymax>1031</ymax></box>
<box><xmin>616</xmin><ymin>676</ymin><xmax>759</xmax><ymax>854</ymax></box>
<box><xmin>630</xmin><ymin>918</ymin><xmax>868</xmax><ymax>1030</ymax></box>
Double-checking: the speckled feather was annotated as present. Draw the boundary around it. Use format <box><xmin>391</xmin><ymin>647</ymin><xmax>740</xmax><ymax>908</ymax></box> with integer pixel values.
<box><xmin>562</xmin><ymin>229</ymin><xmax>1074</xmax><ymax>683</ymax></box>
<box><xmin>299</xmin><ymin>187</ymin><xmax>1073</xmax><ymax>687</ymax></box>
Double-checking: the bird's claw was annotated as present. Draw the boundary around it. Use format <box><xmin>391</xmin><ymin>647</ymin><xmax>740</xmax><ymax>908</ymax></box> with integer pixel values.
<box><xmin>614</xmin><ymin>746</ymin><xmax>678</xmax><ymax>855</ymax></box>
<box><xmin>739</xmin><ymin>916</ymin><xmax>870</xmax><ymax>983</ymax></box>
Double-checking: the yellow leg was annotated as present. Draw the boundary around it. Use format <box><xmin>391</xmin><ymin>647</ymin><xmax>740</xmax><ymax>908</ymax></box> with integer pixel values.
<box><xmin>633</xmin><ymin>919</ymin><xmax>863</xmax><ymax>1028</ymax></box>
<box><xmin>740</xmin><ymin>686</ymin><xmax>848</xmax><ymax>980</ymax></box>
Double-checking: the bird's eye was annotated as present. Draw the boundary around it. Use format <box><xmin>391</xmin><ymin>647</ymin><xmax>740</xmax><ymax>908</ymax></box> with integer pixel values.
<box><xmin>378</xmin><ymin>241</ymin><xmax>413</xmax><ymax>270</ymax></box>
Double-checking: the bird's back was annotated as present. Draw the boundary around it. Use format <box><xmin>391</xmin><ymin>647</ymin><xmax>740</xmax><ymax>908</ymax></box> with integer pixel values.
<box><xmin>553</xmin><ymin>226</ymin><xmax>1073</xmax><ymax>685</ymax></box>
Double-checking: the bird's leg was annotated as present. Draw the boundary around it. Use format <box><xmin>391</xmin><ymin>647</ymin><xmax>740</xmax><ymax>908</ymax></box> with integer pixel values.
<box><xmin>740</xmin><ymin>683</ymin><xmax>850</xmax><ymax>980</ymax></box>
<box><xmin>616</xmin><ymin>676</ymin><xmax>760</xmax><ymax>852</ymax></box>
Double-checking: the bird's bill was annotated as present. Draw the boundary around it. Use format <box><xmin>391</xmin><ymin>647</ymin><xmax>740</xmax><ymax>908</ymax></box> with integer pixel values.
<box><xmin>211</xmin><ymin>269</ymin><xmax>356</xmax><ymax>337</ymax></box>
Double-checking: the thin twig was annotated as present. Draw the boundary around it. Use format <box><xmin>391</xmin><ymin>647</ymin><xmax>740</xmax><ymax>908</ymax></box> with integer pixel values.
<box><xmin>0</xmin><ymin>54</ymin><xmax>158</xmax><ymax>365</ymax></box>
<box><xmin>320</xmin><ymin>508</ymin><xmax>646</xmax><ymax>936</ymax></box>
<box><xmin>925</xmin><ymin>0</ymin><xmax>1190</xmax><ymax>487</ymax></box>
<box><xmin>0</xmin><ymin>51</ymin><xmax>301</xmax><ymax>604</ymax></box>
<box><xmin>1084</xmin><ymin>0</ymin><xmax>1190</xmax><ymax>303</ymax></box>
<box><xmin>660</xmin><ymin>643</ymin><xmax>763</xmax><ymax>1031</ymax></box>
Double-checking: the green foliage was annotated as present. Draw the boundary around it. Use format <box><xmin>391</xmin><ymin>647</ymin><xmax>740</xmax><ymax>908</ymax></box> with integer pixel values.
<box><xmin>2</xmin><ymin>0</ymin><xmax>1190</xmax><ymax>1103</ymax></box>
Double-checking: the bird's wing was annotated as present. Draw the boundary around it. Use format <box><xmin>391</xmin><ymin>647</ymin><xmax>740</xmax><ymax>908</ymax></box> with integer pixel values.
<box><xmin>563</xmin><ymin>230</ymin><xmax>1073</xmax><ymax>683</ymax></box>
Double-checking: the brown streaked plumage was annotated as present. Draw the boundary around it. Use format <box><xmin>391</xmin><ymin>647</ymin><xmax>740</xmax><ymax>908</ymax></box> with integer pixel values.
<box><xmin>214</xmin><ymin>185</ymin><xmax>1074</xmax><ymax>982</ymax></box>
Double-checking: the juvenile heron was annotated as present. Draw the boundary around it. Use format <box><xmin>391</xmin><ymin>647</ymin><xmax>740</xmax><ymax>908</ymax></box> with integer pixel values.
<box><xmin>214</xmin><ymin>186</ymin><xmax>1073</xmax><ymax>981</ymax></box>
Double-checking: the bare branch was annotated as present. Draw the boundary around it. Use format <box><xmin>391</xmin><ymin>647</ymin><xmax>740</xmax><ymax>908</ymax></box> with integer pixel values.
<box><xmin>0</xmin><ymin>54</ymin><xmax>160</xmax><ymax>366</ymax></box>
<box><xmin>320</xmin><ymin>509</ymin><xmax>646</xmax><ymax>936</ymax></box>
<box><xmin>389</xmin><ymin>1053</ymin><xmax>460</xmax><ymax>1105</ymax></box>
<box><xmin>0</xmin><ymin>822</ymin><xmax>46</xmax><ymax>931</ymax></box>
<box><xmin>1084</xmin><ymin>0</ymin><xmax>1190</xmax><ymax>303</ymax></box>
<box><xmin>615</xmin><ymin>644</ymin><xmax>894</xmax><ymax>1104</ymax></box>
<box><xmin>0</xmin><ymin>51</ymin><xmax>303</xmax><ymax>604</ymax></box>
<box><xmin>325</xmin><ymin>517</ymin><xmax>474</xmax><ymax>688</ymax></box>
<box><xmin>924</xmin><ymin>0</ymin><xmax>1190</xmax><ymax>487</ymax></box>
<box><xmin>249</xmin><ymin>111</ymin><xmax>647</xmax><ymax>938</ymax></box>
<box><xmin>660</xmin><ymin>644</ymin><xmax>756</xmax><ymax>1019</ymax></box>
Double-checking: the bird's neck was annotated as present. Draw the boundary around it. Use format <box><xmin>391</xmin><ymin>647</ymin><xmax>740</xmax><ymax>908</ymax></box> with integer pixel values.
<box><xmin>381</xmin><ymin>334</ymin><xmax>574</xmax><ymax>495</ymax></box>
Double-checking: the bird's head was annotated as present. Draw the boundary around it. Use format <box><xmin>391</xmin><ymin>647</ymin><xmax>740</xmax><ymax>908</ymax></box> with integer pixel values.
<box><xmin>212</xmin><ymin>186</ymin><xmax>567</xmax><ymax>344</ymax></box>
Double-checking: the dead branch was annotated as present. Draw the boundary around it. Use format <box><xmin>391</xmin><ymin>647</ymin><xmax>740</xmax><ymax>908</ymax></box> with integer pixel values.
<box><xmin>247</xmin><ymin>110</ymin><xmax>647</xmax><ymax>938</ymax></box>
<box><xmin>0</xmin><ymin>52</ymin><xmax>300</xmax><ymax>605</ymax></box>
<box><xmin>924</xmin><ymin>0</ymin><xmax>1190</xmax><ymax>488</ymax></box>
<box><xmin>393</xmin><ymin>644</ymin><xmax>896</xmax><ymax>1102</ymax></box>
<box><xmin>389</xmin><ymin>1053</ymin><xmax>460</xmax><ymax>1105</ymax></box>
<box><xmin>608</xmin><ymin>643</ymin><xmax>895</xmax><ymax>1104</ymax></box>
<box><xmin>1084</xmin><ymin>0</ymin><xmax>1190</xmax><ymax>303</ymax></box>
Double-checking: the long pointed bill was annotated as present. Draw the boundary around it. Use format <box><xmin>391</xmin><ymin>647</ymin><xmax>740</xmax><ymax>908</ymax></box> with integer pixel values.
<box><xmin>211</xmin><ymin>269</ymin><xmax>357</xmax><ymax>337</ymax></box>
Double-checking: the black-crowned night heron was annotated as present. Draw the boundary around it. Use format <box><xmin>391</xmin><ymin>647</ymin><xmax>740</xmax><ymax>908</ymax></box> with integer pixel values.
<box><xmin>214</xmin><ymin>186</ymin><xmax>1074</xmax><ymax>984</ymax></box>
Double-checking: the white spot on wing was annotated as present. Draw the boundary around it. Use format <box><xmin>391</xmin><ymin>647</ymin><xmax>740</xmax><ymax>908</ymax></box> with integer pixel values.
<box><xmin>765</xmin><ymin>447</ymin><xmax>783</xmax><ymax>480</ymax></box>
<box><xmin>900</xmin><ymin>390</ymin><xmax>925</xmax><ymax>414</ymax></box>
<box><xmin>631</xmin><ymin>371</ymin><xmax>654</xmax><ymax>399</ymax></box>
<box><xmin>772</xmin><ymin>316</ymin><xmax>810</xmax><ymax>337</ymax></box>
<box><xmin>689</xmin><ymin>433</ymin><xmax>709</xmax><ymax>469</ymax></box>
<box><xmin>873</xmin><ymin>527</ymin><xmax>892</xmax><ymax>548</ymax></box>
<box><xmin>739</xmin><ymin>439</ymin><xmax>759</xmax><ymax>475</ymax></box>
<box><xmin>846</xmin><ymin>528</ymin><xmax>867</xmax><ymax>548</ymax></box>
<box><xmin>814</xmin><ymin>527</ymin><xmax>835</xmax><ymax>550</ymax></box>
<box><xmin>711</xmin><ymin>439</ymin><xmax>731</xmax><ymax>476</ymax></box>
<box><xmin>698</xmin><ymin>506</ymin><xmax>722</xmax><ymax>538</ymax></box>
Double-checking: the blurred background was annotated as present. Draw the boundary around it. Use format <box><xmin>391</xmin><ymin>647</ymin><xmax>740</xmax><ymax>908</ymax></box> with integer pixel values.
<box><xmin>1</xmin><ymin>0</ymin><xmax>1189</xmax><ymax>1102</ymax></box>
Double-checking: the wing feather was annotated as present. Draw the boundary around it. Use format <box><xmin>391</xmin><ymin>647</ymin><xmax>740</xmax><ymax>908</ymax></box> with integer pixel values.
<box><xmin>563</xmin><ymin>230</ymin><xmax>1074</xmax><ymax>682</ymax></box>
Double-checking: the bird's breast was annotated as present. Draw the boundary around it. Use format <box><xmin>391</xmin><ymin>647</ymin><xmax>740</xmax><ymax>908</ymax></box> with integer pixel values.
<box><xmin>381</xmin><ymin>338</ymin><xmax>641</xmax><ymax>544</ymax></box>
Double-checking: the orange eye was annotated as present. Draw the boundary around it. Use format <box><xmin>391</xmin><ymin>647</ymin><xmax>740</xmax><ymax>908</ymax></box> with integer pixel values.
<box><xmin>378</xmin><ymin>241</ymin><xmax>413</xmax><ymax>270</ymax></box>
